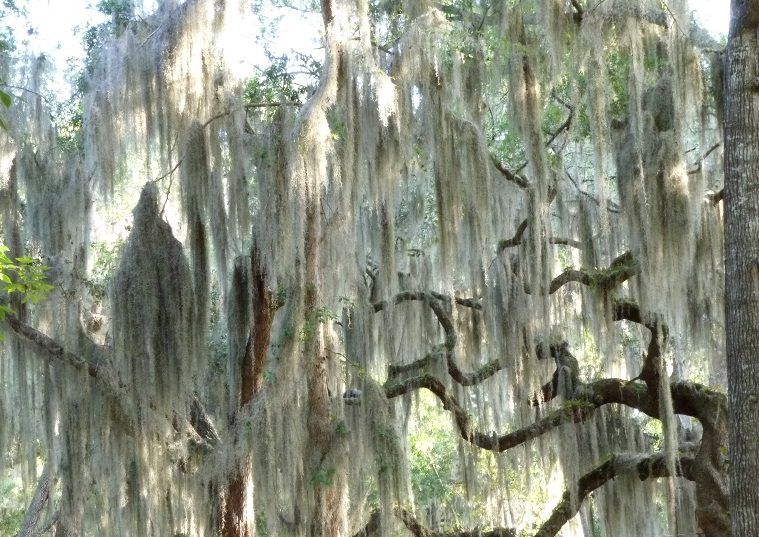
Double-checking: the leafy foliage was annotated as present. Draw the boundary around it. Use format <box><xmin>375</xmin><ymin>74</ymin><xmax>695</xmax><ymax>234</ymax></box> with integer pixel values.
<box><xmin>0</xmin><ymin>245</ymin><xmax>53</xmax><ymax>318</ymax></box>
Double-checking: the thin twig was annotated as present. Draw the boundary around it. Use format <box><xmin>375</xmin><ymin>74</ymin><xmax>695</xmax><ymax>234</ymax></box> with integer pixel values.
<box><xmin>565</xmin><ymin>171</ymin><xmax>621</xmax><ymax>213</ymax></box>
<box><xmin>0</xmin><ymin>83</ymin><xmax>49</xmax><ymax>104</ymax></box>
<box><xmin>687</xmin><ymin>142</ymin><xmax>721</xmax><ymax>175</ymax></box>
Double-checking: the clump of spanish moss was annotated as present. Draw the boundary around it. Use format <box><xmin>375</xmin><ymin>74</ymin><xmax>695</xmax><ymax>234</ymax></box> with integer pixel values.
<box><xmin>112</xmin><ymin>182</ymin><xmax>200</xmax><ymax>412</ymax></box>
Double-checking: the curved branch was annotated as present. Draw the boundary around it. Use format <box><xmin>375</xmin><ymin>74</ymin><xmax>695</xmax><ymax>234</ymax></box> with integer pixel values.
<box><xmin>498</xmin><ymin>226</ymin><xmax>583</xmax><ymax>253</ymax></box>
<box><xmin>545</xmin><ymin>251</ymin><xmax>638</xmax><ymax>294</ymax></box>
<box><xmin>385</xmin><ymin>374</ymin><xmax>600</xmax><ymax>452</ymax></box>
<box><xmin>17</xmin><ymin>464</ymin><xmax>52</xmax><ymax>537</ymax></box>
<box><xmin>3</xmin><ymin>314</ymin><xmax>224</xmax><ymax>451</ymax></box>
<box><xmin>535</xmin><ymin>451</ymin><xmax>695</xmax><ymax>537</ymax></box>
<box><xmin>687</xmin><ymin>142</ymin><xmax>721</xmax><ymax>175</ymax></box>
<box><xmin>3</xmin><ymin>313</ymin><xmax>126</xmax><ymax>395</ymax></box>
<box><xmin>377</xmin><ymin>292</ymin><xmax>501</xmax><ymax>386</ymax></box>
<box><xmin>611</xmin><ymin>298</ymin><xmax>667</xmax><ymax>388</ymax></box>
<box><xmin>497</xmin><ymin>219</ymin><xmax>529</xmax><ymax>252</ymax></box>
<box><xmin>565</xmin><ymin>171</ymin><xmax>621</xmax><ymax>213</ymax></box>
<box><xmin>385</xmin><ymin>367</ymin><xmax>718</xmax><ymax>453</ymax></box>
<box><xmin>490</xmin><ymin>154</ymin><xmax>530</xmax><ymax>189</ymax></box>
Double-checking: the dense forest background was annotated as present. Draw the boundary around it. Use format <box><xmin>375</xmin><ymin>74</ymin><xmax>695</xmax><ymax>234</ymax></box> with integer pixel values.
<box><xmin>0</xmin><ymin>0</ymin><xmax>748</xmax><ymax>536</ymax></box>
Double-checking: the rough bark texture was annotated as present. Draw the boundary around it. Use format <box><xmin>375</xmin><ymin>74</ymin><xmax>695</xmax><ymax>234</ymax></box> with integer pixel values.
<box><xmin>725</xmin><ymin>1</ymin><xmax>759</xmax><ymax>535</ymax></box>
<box><xmin>222</xmin><ymin>249</ymin><xmax>272</xmax><ymax>537</ymax></box>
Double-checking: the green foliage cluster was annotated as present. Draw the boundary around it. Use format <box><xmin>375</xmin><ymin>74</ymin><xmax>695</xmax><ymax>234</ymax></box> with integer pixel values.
<box><xmin>0</xmin><ymin>246</ymin><xmax>52</xmax><ymax>341</ymax></box>
<box><xmin>0</xmin><ymin>88</ymin><xmax>10</xmax><ymax>130</ymax></box>
<box><xmin>0</xmin><ymin>245</ymin><xmax>53</xmax><ymax>319</ymax></box>
<box><xmin>0</xmin><ymin>509</ymin><xmax>22</xmax><ymax>537</ymax></box>
<box><xmin>310</xmin><ymin>466</ymin><xmax>336</xmax><ymax>486</ymax></box>
<box><xmin>85</xmin><ymin>239</ymin><xmax>123</xmax><ymax>300</ymax></box>
<box><xmin>243</xmin><ymin>53</ymin><xmax>318</xmax><ymax>107</ymax></box>
<box><xmin>300</xmin><ymin>305</ymin><xmax>337</xmax><ymax>344</ymax></box>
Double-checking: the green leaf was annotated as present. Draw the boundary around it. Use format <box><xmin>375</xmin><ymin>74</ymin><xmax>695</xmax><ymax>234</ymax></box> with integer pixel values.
<box><xmin>0</xmin><ymin>90</ymin><xmax>10</xmax><ymax>108</ymax></box>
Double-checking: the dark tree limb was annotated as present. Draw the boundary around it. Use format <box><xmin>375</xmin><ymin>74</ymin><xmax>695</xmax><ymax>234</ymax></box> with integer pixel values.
<box><xmin>687</xmin><ymin>142</ymin><xmax>721</xmax><ymax>175</ymax></box>
<box><xmin>385</xmin><ymin>366</ymin><xmax>720</xmax><ymax>453</ymax></box>
<box><xmin>352</xmin><ymin>510</ymin><xmax>381</xmax><ymax>537</ymax></box>
<box><xmin>610</xmin><ymin>298</ymin><xmax>667</xmax><ymax>391</ymax></box>
<box><xmin>497</xmin><ymin>220</ymin><xmax>581</xmax><ymax>253</ymax></box>
<box><xmin>490</xmin><ymin>154</ymin><xmax>530</xmax><ymax>189</ymax></box>
<box><xmin>377</xmin><ymin>292</ymin><xmax>502</xmax><ymax>386</ymax></box>
<box><xmin>497</xmin><ymin>219</ymin><xmax>529</xmax><ymax>252</ymax></box>
<box><xmin>543</xmin><ymin>104</ymin><xmax>574</xmax><ymax>151</ymax></box>
<box><xmin>706</xmin><ymin>188</ymin><xmax>724</xmax><ymax>204</ymax></box>
<box><xmin>3</xmin><ymin>313</ymin><xmax>122</xmax><ymax>388</ymax></box>
<box><xmin>17</xmin><ymin>465</ymin><xmax>52</xmax><ymax>537</ymax></box>
<box><xmin>3</xmin><ymin>314</ymin><xmax>222</xmax><ymax>457</ymax></box>
<box><xmin>385</xmin><ymin>374</ymin><xmax>600</xmax><ymax>451</ymax></box>
<box><xmin>2</xmin><ymin>314</ymin><xmax>133</xmax><ymax>430</ymax></box>
<box><xmin>528</xmin><ymin>250</ymin><xmax>637</xmax><ymax>295</ymax></box>
<box><xmin>429</xmin><ymin>291</ymin><xmax>482</xmax><ymax>310</ymax></box>
<box><xmin>570</xmin><ymin>0</ymin><xmax>584</xmax><ymax>23</ymax></box>
<box><xmin>535</xmin><ymin>451</ymin><xmax>695</xmax><ymax>537</ymax></box>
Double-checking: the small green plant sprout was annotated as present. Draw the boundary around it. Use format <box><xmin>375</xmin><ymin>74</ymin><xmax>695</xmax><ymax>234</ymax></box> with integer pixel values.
<box><xmin>310</xmin><ymin>467</ymin><xmax>335</xmax><ymax>487</ymax></box>
<box><xmin>0</xmin><ymin>88</ymin><xmax>11</xmax><ymax>130</ymax></box>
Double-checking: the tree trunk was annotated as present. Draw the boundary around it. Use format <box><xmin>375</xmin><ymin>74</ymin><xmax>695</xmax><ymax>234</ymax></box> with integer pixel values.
<box><xmin>724</xmin><ymin>1</ymin><xmax>759</xmax><ymax>535</ymax></box>
<box><xmin>222</xmin><ymin>249</ymin><xmax>272</xmax><ymax>537</ymax></box>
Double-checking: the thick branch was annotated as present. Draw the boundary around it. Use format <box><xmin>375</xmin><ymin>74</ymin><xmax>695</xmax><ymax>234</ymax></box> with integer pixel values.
<box><xmin>3</xmin><ymin>313</ymin><xmax>126</xmax><ymax>396</ymax></box>
<box><xmin>385</xmin><ymin>367</ymin><xmax>717</xmax><ymax>453</ymax></box>
<box><xmin>490</xmin><ymin>154</ymin><xmax>530</xmax><ymax>189</ymax></box>
<box><xmin>538</xmin><ymin>251</ymin><xmax>638</xmax><ymax>294</ymax></box>
<box><xmin>706</xmin><ymin>188</ymin><xmax>724</xmax><ymax>204</ymax></box>
<box><xmin>570</xmin><ymin>0</ymin><xmax>584</xmax><ymax>23</ymax></box>
<box><xmin>385</xmin><ymin>374</ymin><xmax>599</xmax><ymax>451</ymax></box>
<box><xmin>497</xmin><ymin>219</ymin><xmax>529</xmax><ymax>252</ymax></box>
<box><xmin>611</xmin><ymin>298</ymin><xmax>667</xmax><ymax>387</ymax></box>
<box><xmin>535</xmin><ymin>451</ymin><xmax>695</xmax><ymax>537</ymax></box>
<box><xmin>17</xmin><ymin>465</ymin><xmax>52</xmax><ymax>537</ymax></box>
<box><xmin>377</xmin><ymin>292</ymin><xmax>502</xmax><ymax>386</ymax></box>
<box><xmin>3</xmin><ymin>314</ymin><xmax>222</xmax><ymax>454</ymax></box>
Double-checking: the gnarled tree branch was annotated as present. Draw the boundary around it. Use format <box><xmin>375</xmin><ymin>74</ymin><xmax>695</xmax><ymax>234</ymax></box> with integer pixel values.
<box><xmin>535</xmin><ymin>451</ymin><xmax>695</xmax><ymax>537</ymax></box>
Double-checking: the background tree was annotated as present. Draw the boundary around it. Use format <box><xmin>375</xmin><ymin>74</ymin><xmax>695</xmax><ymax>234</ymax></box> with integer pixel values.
<box><xmin>0</xmin><ymin>1</ymin><xmax>733</xmax><ymax>536</ymax></box>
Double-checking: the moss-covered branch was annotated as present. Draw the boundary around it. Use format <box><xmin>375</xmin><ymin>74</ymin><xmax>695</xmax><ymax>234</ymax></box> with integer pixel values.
<box><xmin>385</xmin><ymin>373</ymin><xmax>600</xmax><ymax>452</ymax></box>
<box><xmin>3</xmin><ymin>312</ymin><xmax>222</xmax><ymax>451</ymax></box>
<box><xmin>490</xmin><ymin>154</ymin><xmax>529</xmax><ymax>189</ymax></box>
<box><xmin>547</xmin><ymin>250</ymin><xmax>638</xmax><ymax>294</ymax></box>
<box><xmin>3</xmin><ymin>312</ymin><xmax>127</xmax><ymax>397</ymax></box>
<box><xmin>377</xmin><ymin>291</ymin><xmax>502</xmax><ymax>387</ymax></box>
<box><xmin>535</xmin><ymin>451</ymin><xmax>695</xmax><ymax>537</ymax></box>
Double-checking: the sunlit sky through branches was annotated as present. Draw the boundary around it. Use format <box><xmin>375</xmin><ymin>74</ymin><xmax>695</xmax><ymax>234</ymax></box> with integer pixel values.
<box><xmin>7</xmin><ymin>0</ymin><xmax>730</xmax><ymax>101</ymax></box>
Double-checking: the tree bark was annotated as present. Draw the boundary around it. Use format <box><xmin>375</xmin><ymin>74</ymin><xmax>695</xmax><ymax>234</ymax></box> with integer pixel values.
<box><xmin>724</xmin><ymin>1</ymin><xmax>759</xmax><ymax>535</ymax></box>
<box><xmin>222</xmin><ymin>249</ymin><xmax>272</xmax><ymax>537</ymax></box>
